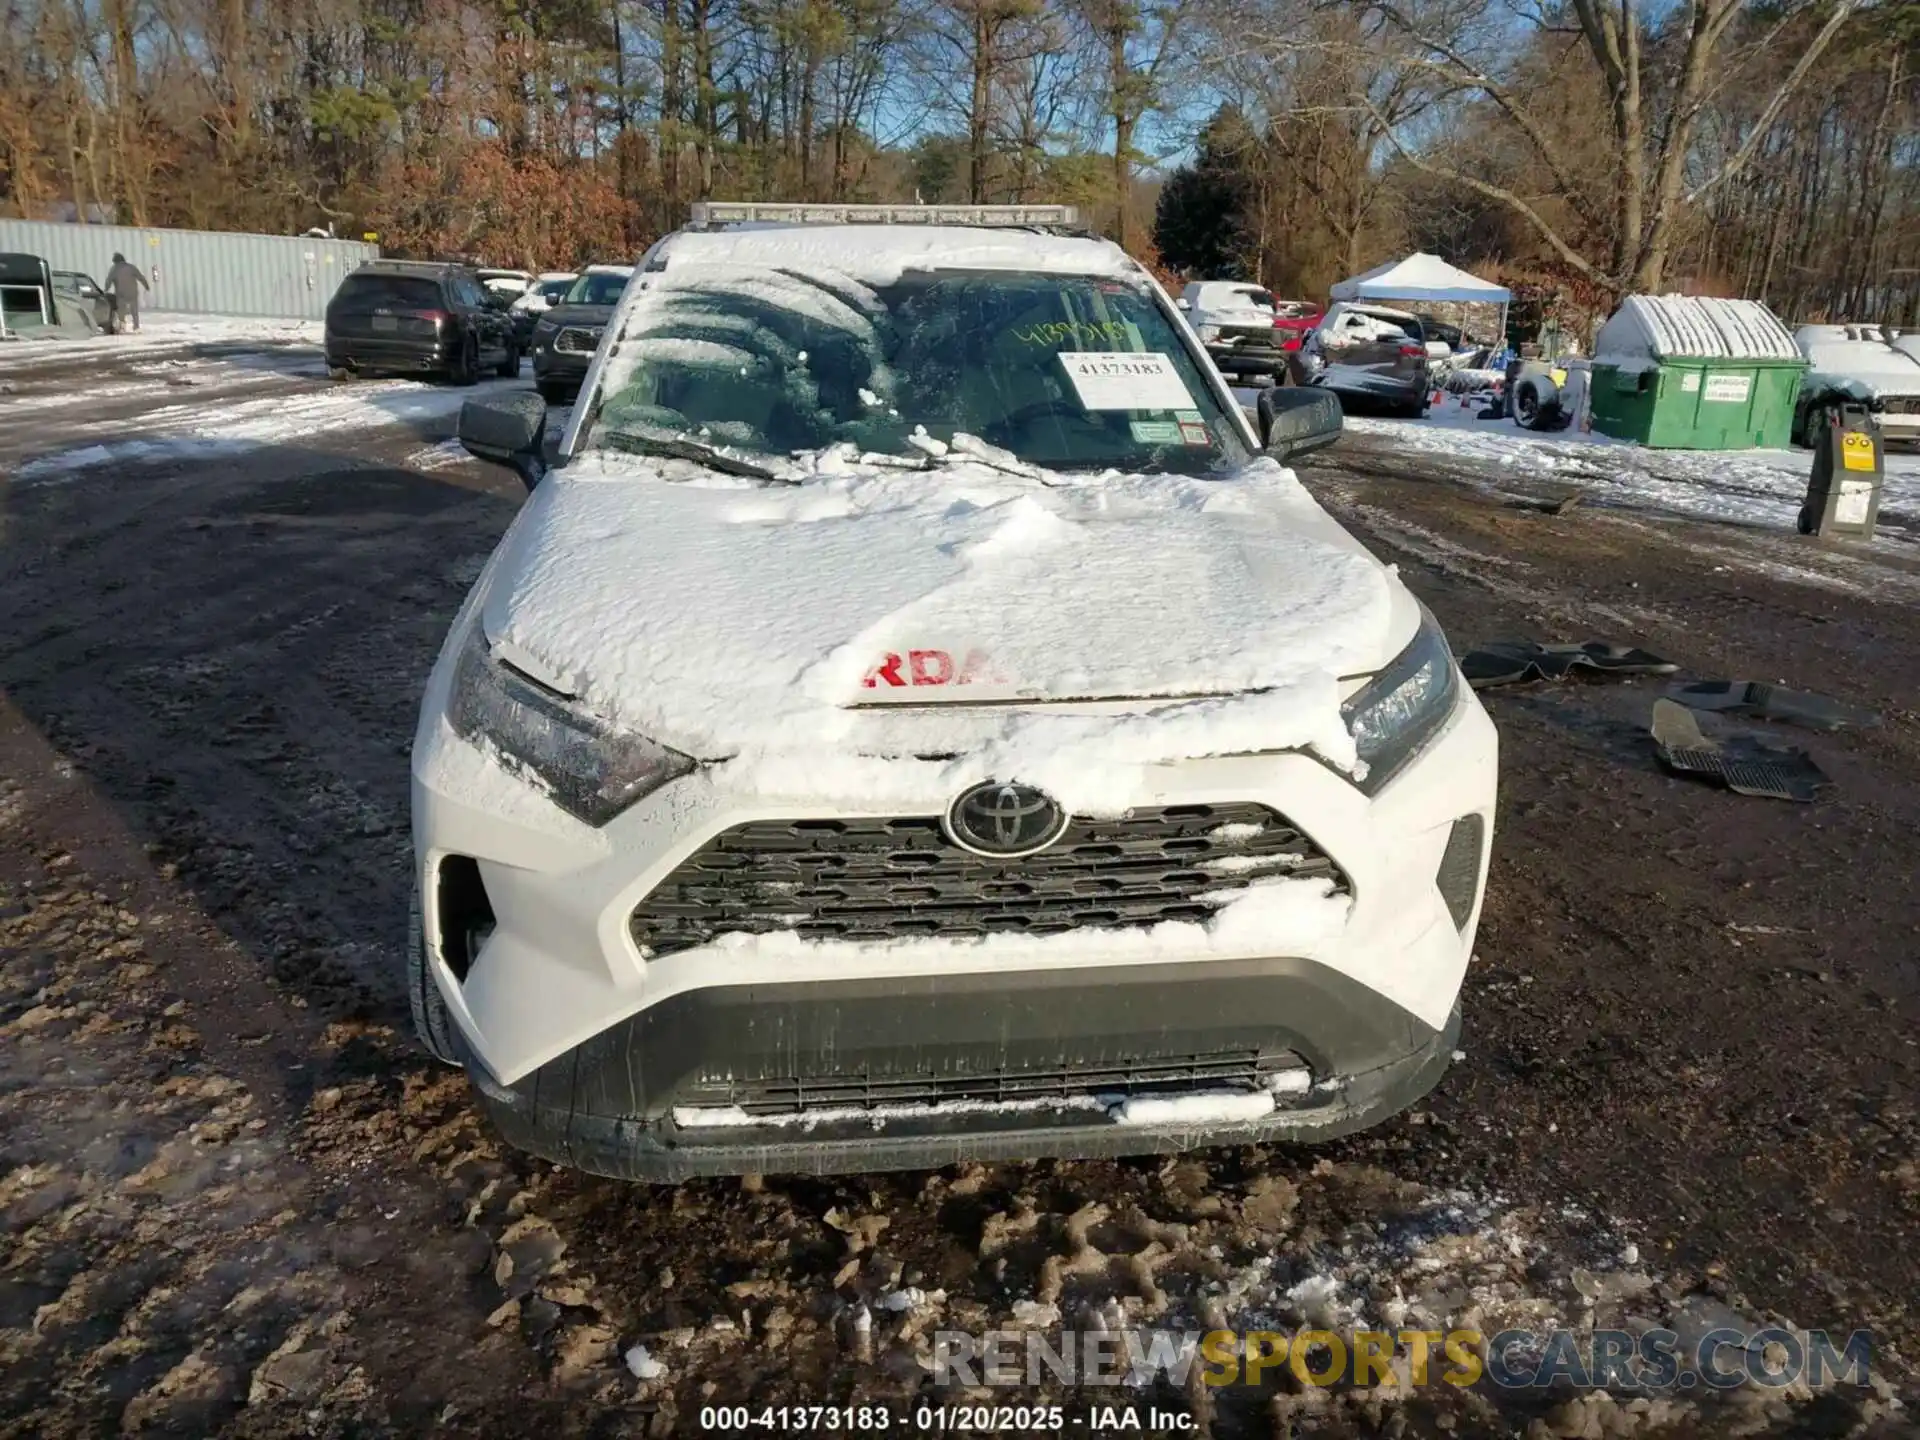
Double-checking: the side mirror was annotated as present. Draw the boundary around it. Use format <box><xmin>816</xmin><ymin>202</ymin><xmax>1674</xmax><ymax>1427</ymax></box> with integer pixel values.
<box><xmin>1257</xmin><ymin>386</ymin><xmax>1342</xmax><ymax>463</ymax></box>
<box><xmin>459</xmin><ymin>393</ymin><xmax>549</xmax><ymax>490</ymax></box>
<box><xmin>1175</xmin><ymin>297</ymin><xmax>1191</xmax><ymax>311</ymax></box>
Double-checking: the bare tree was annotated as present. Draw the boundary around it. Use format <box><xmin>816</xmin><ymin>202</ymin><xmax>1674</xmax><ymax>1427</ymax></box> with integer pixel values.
<box><xmin>1353</xmin><ymin>0</ymin><xmax>1858</xmax><ymax>298</ymax></box>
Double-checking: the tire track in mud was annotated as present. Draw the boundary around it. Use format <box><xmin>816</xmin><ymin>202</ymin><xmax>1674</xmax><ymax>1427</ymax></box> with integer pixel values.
<box><xmin>0</xmin><ymin>706</ymin><xmax>550</xmax><ymax>1437</ymax></box>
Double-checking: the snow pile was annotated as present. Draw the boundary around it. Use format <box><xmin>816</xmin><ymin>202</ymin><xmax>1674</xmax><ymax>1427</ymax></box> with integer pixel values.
<box><xmin>657</xmin><ymin>224</ymin><xmax>1130</xmax><ymax>286</ymax></box>
<box><xmin>671</xmin><ymin>1093</ymin><xmax>1114</xmax><ymax>1132</ymax></box>
<box><xmin>672</xmin><ymin>1047</ymin><xmax>1328</xmax><ymax>1133</ymax></box>
<box><xmin>478</xmin><ymin>453</ymin><xmax>1402</xmax><ymax>787</ymax></box>
<box><xmin>1109</xmin><ymin>1090</ymin><xmax>1280</xmax><ymax>1127</ymax></box>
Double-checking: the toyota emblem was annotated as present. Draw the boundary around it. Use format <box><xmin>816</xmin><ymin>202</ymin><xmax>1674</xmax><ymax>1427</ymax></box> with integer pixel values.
<box><xmin>944</xmin><ymin>781</ymin><xmax>1069</xmax><ymax>858</ymax></box>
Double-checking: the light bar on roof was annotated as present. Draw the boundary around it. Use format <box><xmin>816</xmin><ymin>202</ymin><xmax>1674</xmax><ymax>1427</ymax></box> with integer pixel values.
<box><xmin>689</xmin><ymin>202</ymin><xmax>1082</xmax><ymax>228</ymax></box>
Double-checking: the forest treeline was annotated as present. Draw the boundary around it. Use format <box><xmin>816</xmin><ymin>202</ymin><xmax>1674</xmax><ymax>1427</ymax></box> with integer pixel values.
<box><xmin>1</xmin><ymin>0</ymin><xmax>1913</xmax><ymax>321</ymax></box>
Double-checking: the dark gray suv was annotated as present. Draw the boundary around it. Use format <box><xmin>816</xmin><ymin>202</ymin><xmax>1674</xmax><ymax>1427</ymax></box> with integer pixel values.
<box><xmin>325</xmin><ymin>261</ymin><xmax>519</xmax><ymax>384</ymax></box>
<box><xmin>529</xmin><ymin>265</ymin><xmax>634</xmax><ymax>403</ymax></box>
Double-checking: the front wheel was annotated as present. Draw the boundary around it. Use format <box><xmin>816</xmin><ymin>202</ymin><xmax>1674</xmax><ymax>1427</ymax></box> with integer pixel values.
<box><xmin>536</xmin><ymin>380</ymin><xmax>573</xmax><ymax>405</ymax></box>
<box><xmin>496</xmin><ymin>342</ymin><xmax>520</xmax><ymax>380</ymax></box>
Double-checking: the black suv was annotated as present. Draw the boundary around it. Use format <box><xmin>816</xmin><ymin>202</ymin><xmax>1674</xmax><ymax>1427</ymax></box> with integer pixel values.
<box><xmin>325</xmin><ymin>261</ymin><xmax>519</xmax><ymax>383</ymax></box>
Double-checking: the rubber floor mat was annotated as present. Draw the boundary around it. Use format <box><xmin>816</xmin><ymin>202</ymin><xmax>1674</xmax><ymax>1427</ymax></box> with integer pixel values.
<box><xmin>1650</xmin><ymin>699</ymin><xmax>1827</xmax><ymax>802</ymax></box>
<box><xmin>1668</xmin><ymin>680</ymin><xmax>1879</xmax><ymax>732</ymax></box>
<box><xmin>1460</xmin><ymin>640</ymin><xmax>1680</xmax><ymax>690</ymax></box>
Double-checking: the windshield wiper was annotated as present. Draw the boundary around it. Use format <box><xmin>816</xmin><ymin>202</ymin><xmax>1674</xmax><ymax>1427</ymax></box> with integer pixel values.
<box><xmin>602</xmin><ymin>430</ymin><xmax>796</xmax><ymax>483</ymax></box>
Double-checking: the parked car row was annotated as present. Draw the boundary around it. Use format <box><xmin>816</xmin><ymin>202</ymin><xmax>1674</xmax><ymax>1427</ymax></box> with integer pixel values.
<box><xmin>322</xmin><ymin>258</ymin><xmax>639</xmax><ymax>395</ymax></box>
<box><xmin>1177</xmin><ymin>280</ymin><xmax>1440</xmax><ymax>418</ymax></box>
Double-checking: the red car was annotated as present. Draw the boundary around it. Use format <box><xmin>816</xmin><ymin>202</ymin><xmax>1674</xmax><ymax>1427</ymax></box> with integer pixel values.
<box><xmin>1272</xmin><ymin>300</ymin><xmax>1322</xmax><ymax>353</ymax></box>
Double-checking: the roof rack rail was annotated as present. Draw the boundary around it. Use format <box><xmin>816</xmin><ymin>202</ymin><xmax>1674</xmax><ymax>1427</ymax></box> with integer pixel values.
<box><xmin>687</xmin><ymin>202</ymin><xmax>1082</xmax><ymax>229</ymax></box>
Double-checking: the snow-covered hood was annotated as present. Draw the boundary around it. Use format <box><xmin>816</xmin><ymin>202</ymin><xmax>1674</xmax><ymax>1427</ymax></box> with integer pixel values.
<box><xmin>1802</xmin><ymin>340</ymin><xmax>1920</xmax><ymax>402</ymax></box>
<box><xmin>476</xmin><ymin>455</ymin><xmax>1412</xmax><ymax>766</ymax></box>
<box><xmin>540</xmin><ymin>300</ymin><xmax>618</xmax><ymax>329</ymax></box>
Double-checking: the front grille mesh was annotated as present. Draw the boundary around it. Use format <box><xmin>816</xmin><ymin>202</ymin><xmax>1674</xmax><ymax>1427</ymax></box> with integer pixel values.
<box><xmin>1215</xmin><ymin>323</ymin><xmax>1282</xmax><ymax>346</ymax></box>
<box><xmin>628</xmin><ymin>802</ymin><xmax>1347</xmax><ymax>957</ymax></box>
<box><xmin>676</xmin><ymin>1048</ymin><xmax>1307</xmax><ymax>1119</ymax></box>
<box><xmin>554</xmin><ymin>325</ymin><xmax>602</xmax><ymax>354</ymax></box>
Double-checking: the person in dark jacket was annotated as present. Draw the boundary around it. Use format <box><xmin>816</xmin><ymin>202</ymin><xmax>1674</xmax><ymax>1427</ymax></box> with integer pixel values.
<box><xmin>105</xmin><ymin>252</ymin><xmax>149</xmax><ymax>333</ymax></box>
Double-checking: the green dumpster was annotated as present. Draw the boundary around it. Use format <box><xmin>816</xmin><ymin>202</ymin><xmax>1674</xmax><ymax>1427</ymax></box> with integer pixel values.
<box><xmin>1588</xmin><ymin>295</ymin><xmax>1804</xmax><ymax>450</ymax></box>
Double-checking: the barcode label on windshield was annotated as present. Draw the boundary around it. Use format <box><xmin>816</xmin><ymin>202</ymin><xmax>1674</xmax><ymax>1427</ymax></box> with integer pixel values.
<box><xmin>1058</xmin><ymin>351</ymin><xmax>1196</xmax><ymax>411</ymax></box>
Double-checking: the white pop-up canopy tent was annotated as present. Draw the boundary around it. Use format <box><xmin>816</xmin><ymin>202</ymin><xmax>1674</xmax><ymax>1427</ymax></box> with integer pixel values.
<box><xmin>1330</xmin><ymin>253</ymin><xmax>1511</xmax><ymax>343</ymax></box>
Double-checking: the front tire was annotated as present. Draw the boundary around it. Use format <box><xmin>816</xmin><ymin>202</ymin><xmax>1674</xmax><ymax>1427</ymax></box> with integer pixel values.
<box><xmin>496</xmin><ymin>342</ymin><xmax>520</xmax><ymax>380</ymax></box>
<box><xmin>536</xmin><ymin>380</ymin><xmax>572</xmax><ymax>405</ymax></box>
<box><xmin>407</xmin><ymin>890</ymin><xmax>461</xmax><ymax>1067</ymax></box>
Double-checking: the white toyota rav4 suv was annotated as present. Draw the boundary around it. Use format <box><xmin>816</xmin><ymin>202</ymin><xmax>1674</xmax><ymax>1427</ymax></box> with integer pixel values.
<box><xmin>412</xmin><ymin>203</ymin><xmax>1497</xmax><ymax>1180</ymax></box>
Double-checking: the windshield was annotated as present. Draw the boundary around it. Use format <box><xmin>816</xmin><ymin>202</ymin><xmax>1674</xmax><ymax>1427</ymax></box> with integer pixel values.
<box><xmin>539</xmin><ymin>277</ymin><xmax>575</xmax><ymax>302</ymax></box>
<box><xmin>567</xmin><ymin>271</ymin><xmax>632</xmax><ymax>306</ymax></box>
<box><xmin>581</xmin><ymin>266</ymin><xmax>1251</xmax><ymax>476</ymax></box>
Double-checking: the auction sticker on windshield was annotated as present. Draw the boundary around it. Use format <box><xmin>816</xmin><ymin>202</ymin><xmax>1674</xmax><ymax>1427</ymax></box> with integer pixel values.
<box><xmin>1059</xmin><ymin>352</ymin><xmax>1195</xmax><ymax>411</ymax></box>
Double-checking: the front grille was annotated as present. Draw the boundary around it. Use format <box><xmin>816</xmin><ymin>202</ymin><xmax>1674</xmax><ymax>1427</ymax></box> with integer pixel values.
<box><xmin>1881</xmin><ymin>396</ymin><xmax>1920</xmax><ymax>416</ymax></box>
<box><xmin>1216</xmin><ymin>324</ymin><xmax>1283</xmax><ymax>347</ymax></box>
<box><xmin>554</xmin><ymin>325</ymin><xmax>602</xmax><ymax>354</ymax></box>
<box><xmin>675</xmin><ymin>1048</ymin><xmax>1307</xmax><ymax>1119</ymax></box>
<box><xmin>628</xmin><ymin>802</ymin><xmax>1348</xmax><ymax>957</ymax></box>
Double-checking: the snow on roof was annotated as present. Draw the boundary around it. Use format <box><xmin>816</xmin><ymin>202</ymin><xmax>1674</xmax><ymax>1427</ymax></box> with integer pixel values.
<box><xmin>1594</xmin><ymin>295</ymin><xmax>1799</xmax><ymax>364</ymax></box>
<box><xmin>657</xmin><ymin>224</ymin><xmax>1135</xmax><ymax>284</ymax></box>
<box><xmin>583</xmin><ymin>263</ymin><xmax>635</xmax><ymax>276</ymax></box>
<box><xmin>1329</xmin><ymin>253</ymin><xmax>1510</xmax><ymax>305</ymax></box>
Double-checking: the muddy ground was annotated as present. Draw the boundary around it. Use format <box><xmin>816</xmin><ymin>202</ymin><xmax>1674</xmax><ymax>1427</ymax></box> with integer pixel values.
<box><xmin>0</xmin><ymin>345</ymin><xmax>1916</xmax><ymax>1438</ymax></box>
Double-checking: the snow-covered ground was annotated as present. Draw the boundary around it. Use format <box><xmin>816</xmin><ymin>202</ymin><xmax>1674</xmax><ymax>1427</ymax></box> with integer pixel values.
<box><xmin>0</xmin><ymin>311</ymin><xmax>323</xmax><ymax>365</ymax></box>
<box><xmin>3</xmin><ymin>313</ymin><xmax>526</xmax><ymax>480</ymax></box>
<box><xmin>1349</xmin><ymin>396</ymin><xmax>1920</xmax><ymax>534</ymax></box>
<box><xmin>13</xmin><ymin>377</ymin><xmax>523</xmax><ymax>481</ymax></box>
<box><xmin>1235</xmin><ymin>383</ymin><xmax>1918</xmax><ymax>536</ymax></box>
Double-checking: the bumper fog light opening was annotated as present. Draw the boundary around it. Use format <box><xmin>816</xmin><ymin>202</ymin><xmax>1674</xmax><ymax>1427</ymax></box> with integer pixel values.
<box><xmin>1435</xmin><ymin>814</ymin><xmax>1485</xmax><ymax>931</ymax></box>
<box><xmin>435</xmin><ymin>855</ymin><xmax>495</xmax><ymax>982</ymax></box>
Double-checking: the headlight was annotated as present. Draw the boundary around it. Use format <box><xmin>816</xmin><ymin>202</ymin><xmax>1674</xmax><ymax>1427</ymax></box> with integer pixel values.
<box><xmin>1197</xmin><ymin>323</ymin><xmax>1222</xmax><ymax>342</ymax></box>
<box><xmin>533</xmin><ymin>318</ymin><xmax>559</xmax><ymax>339</ymax></box>
<box><xmin>1341</xmin><ymin>607</ymin><xmax>1460</xmax><ymax>795</ymax></box>
<box><xmin>447</xmin><ymin>629</ymin><xmax>693</xmax><ymax>825</ymax></box>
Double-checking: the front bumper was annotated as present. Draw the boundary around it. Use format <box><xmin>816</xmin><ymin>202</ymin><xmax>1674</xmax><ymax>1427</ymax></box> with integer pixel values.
<box><xmin>531</xmin><ymin>345</ymin><xmax>593</xmax><ymax>384</ymax></box>
<box><xmin>469</xmin><ymin>964</ymin><xmax>1461</xmax><ymax>1180</ymax></box>
<box><xmin>412</xmin><ymin>674</ymin><xmax>1498</xmax><ymax>1178</ymax></box>
<box><xmin>1871</xmin><ymin>408</ymin><xmax>1920</xmax><ymax>442</ymax></box>
<box><xmin>1206</xmin><ymin>343</ymin><xmax>1289</xmax><ymax>377</ymax></box>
